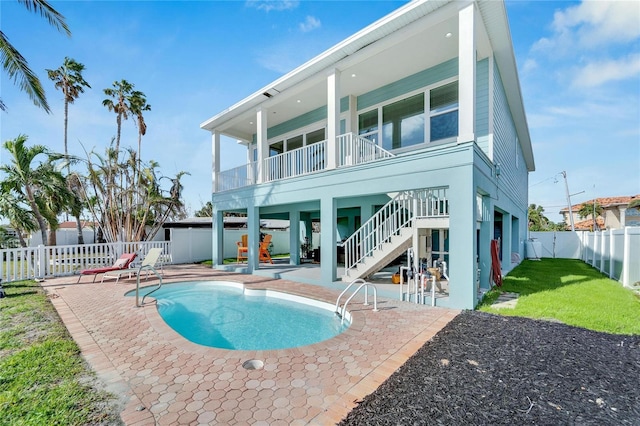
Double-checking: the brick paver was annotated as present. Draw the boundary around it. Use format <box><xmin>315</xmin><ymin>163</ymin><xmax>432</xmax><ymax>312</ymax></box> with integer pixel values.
<box><xmin>44</xmin><ymin>264</ymin><xmax>459</xmax><ymax>424</ymax></box>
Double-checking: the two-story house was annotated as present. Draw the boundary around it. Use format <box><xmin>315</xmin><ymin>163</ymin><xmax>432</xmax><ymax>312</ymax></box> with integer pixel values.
<box><xmin>201</xmin><ymin>0</ymin><xmax>534</xmax><ymax>309</ymax></box>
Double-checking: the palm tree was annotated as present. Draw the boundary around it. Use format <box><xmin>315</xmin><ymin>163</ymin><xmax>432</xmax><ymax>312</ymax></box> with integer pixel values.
<box><xmin>0</xmin><ymin>190</ymin><xmax>37</xmax><ymax>247</ymax></box>
<box><xmin>528</xmin><ymin>204</ymin><xmax>550</xmax><ymax>231</ymax></box>
<box><xmin>578</xmin><ymin>201</ymin><xmax>603</xmax><ymax>220</ymax></box>
<box><xmin>46</xmin><ymin>57</ymin><xmax>91</xmax><ymax>160</ymax></box>
<box><xmin>102</xmin><ymin>80</ymin><xmax>134</xmax><ymax>153</ymax></box>
<box><xmin>0</xmin><ymin>0</ymin><xmax>70</xmax><ymax>112</ymax></box>
<box><xmin>46</xmin><ymin>57</ymin><xmax>90</xmax><ymax>231</ymax></box>
<box><xmin>128</xmin><ymin>90</ymin><xmax>151</xmax><ymax>163</ymax></box>
<box><xmin>0</xmin><ymin>135</ymin><xmax>66</xmax><ymax>245</ymax></box>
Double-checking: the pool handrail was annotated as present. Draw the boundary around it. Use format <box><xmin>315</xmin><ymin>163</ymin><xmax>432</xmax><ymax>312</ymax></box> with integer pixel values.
<box><xmin>334</xmin><ymin>278</ymin><xmax>367</xmax><ymax>315</ymax></box>
<box><xmin>340</xmin><ymin>282</ymin><xmax>378</xmax><ymax>324</ymax></box>
<box><xmin>135</xmin><ymin>264</ymin><xmax>163</xmax><ymax>307</ymax></box>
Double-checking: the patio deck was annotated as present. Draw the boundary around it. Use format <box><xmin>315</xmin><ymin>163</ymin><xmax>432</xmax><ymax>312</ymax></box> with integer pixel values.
<box><xmin>43</xmin><ymin>264</ymin><xmax>459</xmax><ymax>425</ymax></box>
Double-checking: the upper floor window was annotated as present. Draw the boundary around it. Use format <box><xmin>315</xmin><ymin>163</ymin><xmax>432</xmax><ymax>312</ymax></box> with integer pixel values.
<box><xmin>382</xmin><ymin>93</ymin><xmax>425</xmax><ymax>150</ymax></box>
<box><xmin>357</xmin><ymin>80</ymin><xmax>459</xmax><ymax>151</ymax></box>
<box><xmin>269</xmin><ymin>128</ymin><xmax>325</xmax><ymax>156</ymax></box>
<box><xmin>429</xmin><ymin>81</ymin><xmax>458</xmax><ymax>142</ymax></box>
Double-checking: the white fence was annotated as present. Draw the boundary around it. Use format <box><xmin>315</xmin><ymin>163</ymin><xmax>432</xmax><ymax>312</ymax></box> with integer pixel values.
<box><xmin>0</xmin><ymin>241</ymin><xmax>171</xmax><ymax>283</ymax></box>
<box><xmin>530</xmin><ymin>227</ymin><xmax>640</xmax><ymax>288</ymax></box>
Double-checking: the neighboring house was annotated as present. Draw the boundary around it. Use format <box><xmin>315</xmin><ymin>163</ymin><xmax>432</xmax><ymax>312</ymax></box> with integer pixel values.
<box><xmin>559</xmin><ymin>195</ymin><xmax>640</xmax><ymax>231</ymax></box>
<box><xmin>201</xmin><ymin>0</ymin><xmax>534</xmax><ymax>309</ymax></box>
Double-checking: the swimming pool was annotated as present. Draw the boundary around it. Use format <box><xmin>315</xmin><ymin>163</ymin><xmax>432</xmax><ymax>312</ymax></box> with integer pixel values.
<box><xmin>131</xmin><ymin>281</ymin><xmax>350</xmax><ymax>350</ymax></box>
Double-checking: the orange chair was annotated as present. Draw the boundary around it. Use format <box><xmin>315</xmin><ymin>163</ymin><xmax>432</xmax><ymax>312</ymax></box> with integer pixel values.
<box><xmin>259</xmin><ymin>234</ymin><xmax>273</xmax><ymax>264</ymax></box>
<box><xmin>237</xmin><ymin>234</ymin><xmax>248</xmax><ymax>263</ymax></box>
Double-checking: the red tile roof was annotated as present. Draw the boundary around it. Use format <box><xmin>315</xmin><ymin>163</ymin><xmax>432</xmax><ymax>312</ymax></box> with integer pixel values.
<box><xmin>570</xmin><ymin>217</ymin><xmax>605</xmax><ymax>231</ymax></box>
<box><xmin>559</xmin><ymin>194</ymin><xmax>640</xmax><ymax>213</ymax></box>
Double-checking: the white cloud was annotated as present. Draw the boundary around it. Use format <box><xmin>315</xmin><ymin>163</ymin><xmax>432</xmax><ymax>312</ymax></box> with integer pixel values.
<box><xmin>552</xmin><ymin>0</ymin><xmax>640</xmax><ymax>48</ymax></box>
<box><xmin>572</xmin><ymin>53</ymin><xmax>640</xmax><ymax>87</ymax></box>
<box><xmin>299</xmin><ymin>15</ymin><xmax>321</xmax><ymax>33</ymax></box>
<box><xmin>245</xmin><ymin>0</ymin><xmax>299</xmax><ymax>12</ymax></box>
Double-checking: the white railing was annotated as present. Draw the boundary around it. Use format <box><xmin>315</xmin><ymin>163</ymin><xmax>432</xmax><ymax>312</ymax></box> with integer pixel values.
<box><xmin>215</xmin><ymin>133</ymin><xmax>394</xmax><ymax>190</ymax></box>
<box><xmin>343</xmin><ymin>187</ymin><xmax>449</xmax><ymax>273</ymax></box>
<box><xmin>263</xmin><ymin>141</ymin><xmax>326</xmax><ymax>182</ymax></box>
<box><xmin>217</xmin><ymin>162</ymin><xmax>257</xmax><ymax>191</ymax></box>
<box><xmin>337</xmin><ymin>133</ymin><xmax>394</xmax><ymax>167</ymax></box>
<box><xmin>0</xmin><ymin>241</ymin><xmax>172</xmax><ymax>283</ymax></box>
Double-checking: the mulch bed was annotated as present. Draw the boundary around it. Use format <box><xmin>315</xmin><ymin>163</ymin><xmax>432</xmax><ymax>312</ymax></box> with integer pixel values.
<box><xmin>340</xmin><ymin>310</ymin><xmax>640</xmax><ymax>425</ymax></box>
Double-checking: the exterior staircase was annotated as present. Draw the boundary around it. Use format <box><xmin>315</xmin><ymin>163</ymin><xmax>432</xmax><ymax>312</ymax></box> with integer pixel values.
<box><xmin>341</xmin><ymin>188</ymin><xmax>449</xmax><ymax>282</ymax></box>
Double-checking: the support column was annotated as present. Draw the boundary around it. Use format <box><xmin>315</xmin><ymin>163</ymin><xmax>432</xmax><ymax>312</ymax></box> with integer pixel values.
<box><xmin>212</xmin><ymin>208</ymin><xmax>224</xmax><ymax>266</ymax></box>
<box><xmin>327</xmin><ymin>68</ymin><xmax>341</xmax><ymax>170</ymax></box>
<box><xmin>211</xmin><ymin>131</ymin><xmax>220</xmax><ymax>193</ymax></box>
<box><xmin>289</xmin><ymin>210</ymin><xmax>301</xmax><ymax>265</ymax></box>
<box><xmin>256</xmin><ymin>107</ymin><xmax>268</xmax><ymax>183</ymax></box>
<box><xmin>478</xmin><ymin>195</ymin><xmax>492</xmax><ymax>290</ymax></box>
<box><xmin>458</xmin><ymin>3</ymin><xmax>476</xmax><ymax>144</ymax></box>
<box><xmin>448</xmin><ymin>167</ymin><xmax>476</xmax><ymax>309</ymax></box>
<box><xmin>247</xmin><ymin>203</ymin><xmax>260</xmax><ymax>272</ymax></box>
<box><xmin>502</xmin><ymin>212</ymin><xmax>512</xmax><ymax>267</ymax></box>
<box><xmin>320</xmin><ymin>196</ymin><xmax>338</xmax><ymax>284</ymax></box>
<box><xmin>346</xmin><ymin>95</ymin><xmax>357</xmax><ymax>134</ymax></box>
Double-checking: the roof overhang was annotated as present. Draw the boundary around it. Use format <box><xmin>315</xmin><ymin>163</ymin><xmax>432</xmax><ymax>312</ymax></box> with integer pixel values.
<box><xmin>201</xmin><ymin>0</ymin><xmax>534</xmax><ymax>171</ymax></box>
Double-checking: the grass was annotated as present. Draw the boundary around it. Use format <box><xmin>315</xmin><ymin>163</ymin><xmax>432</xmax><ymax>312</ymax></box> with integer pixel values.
<box><xmin>477</xmin><ymin>258</ymin><xmax>640</xmax><ymax>335</ymax></box>
<box><xmin>0</xmin><ymin>280</ymin><xmax>122</xmax><ymax>426</ymax></box>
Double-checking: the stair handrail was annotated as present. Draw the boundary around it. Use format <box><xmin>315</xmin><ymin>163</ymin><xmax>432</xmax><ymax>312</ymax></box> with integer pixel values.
<box><xmin>135</xmin><ymin>264</ymin><xmax>163</xmax><ymax>307</ymax></box>
<box><xmin>343</xmin><ymin>191</ymin><xmax>414</xmax><ymax>272</ymax></box>
<box><xmin>342</xmin><ymin>187</ymin><xmax>450</xmax><ymax>277</ymax></box>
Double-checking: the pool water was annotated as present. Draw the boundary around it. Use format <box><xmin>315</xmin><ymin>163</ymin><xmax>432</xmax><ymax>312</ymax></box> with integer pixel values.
<box><xmin>132</xmin><ymin>281</ymin><xmax>349</xmax><ymax>350</ymax></box>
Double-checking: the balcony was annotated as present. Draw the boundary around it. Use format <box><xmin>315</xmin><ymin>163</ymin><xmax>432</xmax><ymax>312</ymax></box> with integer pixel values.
<box><xmin>215</xmin><ymin>133</ymin><xmax>394</xmax><ymax>192</ymax></box>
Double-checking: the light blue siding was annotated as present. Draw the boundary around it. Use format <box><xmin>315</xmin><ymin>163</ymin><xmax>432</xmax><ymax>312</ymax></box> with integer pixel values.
<box><xmin>493</xmin><ymin>61</ymin><xmax>528</xmax><ymax>209</ymax></box>
<box><xmin>267</xmin><ymin>106</ymin><xmax>327</xmax><ymax>139</ymax></box>
<box><xmin>475</xmin><ymin>58</ymin><xmax>489</xmax><ymax>152</ymax></box>
<box><xmin>357</xmin><ymin>58</ymin><xmax>458</xmax><ymax>111</ymax></box>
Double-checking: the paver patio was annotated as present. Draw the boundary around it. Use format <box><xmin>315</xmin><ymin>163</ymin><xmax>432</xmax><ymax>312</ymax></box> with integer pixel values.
<box><xmin>43</xmin><ymin>264</ymin><xmax>459</xmax><ymax>425</ymax></box>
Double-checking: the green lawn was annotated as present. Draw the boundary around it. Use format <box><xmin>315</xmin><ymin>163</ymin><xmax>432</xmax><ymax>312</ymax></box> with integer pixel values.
<box><xmin>0</xmin><ymin>280</ymin><xmax>122</xmax><ymax>426</ymax></box>
<box><xmin>478</xmin><ymin>258</ymin><xmax>640</xmax><ymax>335</ymax></box>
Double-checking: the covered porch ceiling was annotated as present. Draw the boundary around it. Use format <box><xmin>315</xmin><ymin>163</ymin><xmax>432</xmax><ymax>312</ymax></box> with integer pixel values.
<box><xmin>203</xmin><ymin>1</ymin><xmax>494</xmax><ymax>143</ymax></box>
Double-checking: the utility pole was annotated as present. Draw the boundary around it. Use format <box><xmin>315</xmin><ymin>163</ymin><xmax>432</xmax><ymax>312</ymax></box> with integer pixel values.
<box><xmin>561</xmin><ymin>171</ymin><xmax>575</xmax><ymax>232</ymax></box>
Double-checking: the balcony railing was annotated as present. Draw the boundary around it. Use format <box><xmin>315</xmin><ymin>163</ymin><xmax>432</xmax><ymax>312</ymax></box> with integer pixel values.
<box><xmin>215</xmin><ymin>133</ymin><xmax>395</xmax><ymax>191</ymax></box>
<box><xmin>337</xmin><ymin>133</ymin><xmax>394</xmax><ymax>166</ymax></box>
<box><xmin>263</xmin><ymin>141</ymin><xmax>326</xmax><ymax>183</ymax></box>
<box><xmin>217</xmin><ymin>162</ymin><xmax>257</xmax><ymax>192</ymax></box>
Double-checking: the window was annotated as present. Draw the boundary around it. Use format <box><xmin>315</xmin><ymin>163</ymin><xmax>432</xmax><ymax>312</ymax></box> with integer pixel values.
<box><xmin>358</xmin><ymin>109</ymin><xmax>379</xmax><ymax>144</ymax></box>
<box><xmin>269</xmin><ymin>128</ymin><xmax>325</xmax><ymax>156</ymax></box>
<box><xmin>356</xmin><ymin>80</ymin><xmax>459</xmax><ymax>151</ymax></box>
<box><xmin>429</xmin><ymin>81</ymin><xmax>458</xmax><ymax>142</ymax></box>
<box><xmin>382</xmin><ymin>93</ymin><xmax>424</xmax><ymax>150</ymax></box>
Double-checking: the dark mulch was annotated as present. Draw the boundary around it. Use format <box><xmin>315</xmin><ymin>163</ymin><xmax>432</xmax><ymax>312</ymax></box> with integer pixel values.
<box><xmin>340</xmin><ymin>311</ymin><xmax>640</xmax><ymax>425</ymax></box>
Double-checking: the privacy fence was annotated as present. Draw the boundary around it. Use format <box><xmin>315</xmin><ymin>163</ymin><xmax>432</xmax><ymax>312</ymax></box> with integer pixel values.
<box><xmin>530</xmin><ymin>227</ymin><xmax>640</xmax><ymax>288</ymax></box>
<box><xmin>0</xmin><ymin>241</ymin><xmax>171</xmax><ymax>283</ymax></box>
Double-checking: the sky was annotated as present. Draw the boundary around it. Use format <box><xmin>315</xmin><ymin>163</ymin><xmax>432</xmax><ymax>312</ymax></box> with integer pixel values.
<box><xmin>1</xmin><ymin>0</ymin><xmax>639</xmax><ymax>221</ymax></box>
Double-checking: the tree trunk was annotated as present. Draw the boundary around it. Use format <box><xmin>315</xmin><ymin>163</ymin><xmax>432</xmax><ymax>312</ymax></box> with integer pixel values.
<box><xmin>75</xmin><ymin>215</ymin><xmax>84</xmax><ymax>244</ymax></box>
<box><xmin>47</xmin><ymin>225</ymin><xmax>57</xmax><ymax>246</ymax></box>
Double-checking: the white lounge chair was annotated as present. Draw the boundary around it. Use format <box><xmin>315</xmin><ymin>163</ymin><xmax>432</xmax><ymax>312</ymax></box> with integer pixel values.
<box><xmin>101</xmin><ymin>248</ymin><xmax>164</xmax><ymax>283</ymax></box>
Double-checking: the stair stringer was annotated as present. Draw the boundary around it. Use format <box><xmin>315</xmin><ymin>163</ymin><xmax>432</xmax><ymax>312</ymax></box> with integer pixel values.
<box><xmin>342</xmin><ymin>226</ymin><xmax>413</xmax><ymax>282</ymax></box>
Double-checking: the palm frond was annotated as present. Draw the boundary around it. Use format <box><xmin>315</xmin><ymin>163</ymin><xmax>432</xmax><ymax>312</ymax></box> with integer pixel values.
<box><xmin>0</xmin><ymin>31</ymin><xmax>50</xmax><ymax>112</ymax></box>
<box><xmin>17</xmin><ymin>0</ymin><xmax>70</xmax><ymax>36</ymax></box>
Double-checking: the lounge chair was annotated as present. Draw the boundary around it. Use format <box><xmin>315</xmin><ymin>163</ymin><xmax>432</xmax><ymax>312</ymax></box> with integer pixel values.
<box><xmin>77</xmin><ymin>253</ymin><xmax>137</xmax><ymax>283</ymax></box>
<box><xmin>237</xmin><ymin>234</ymin><xmax>248</xmax><ymax>263</ymax></box>
<box><xmin>259</xmin><ymin>234</ymin><xmax>273</xmax><ymax>264</ymax></box>
<box><xmin>101</xmin><ymin>248</ymin><xmax>164</xmax><ymax>283</ymax></box>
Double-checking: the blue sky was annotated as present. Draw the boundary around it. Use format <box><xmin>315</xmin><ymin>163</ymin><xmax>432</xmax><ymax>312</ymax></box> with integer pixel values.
<box><xmin>1</xmin><ymin>0</ymin><xmax>639</xmax><ymax>221</ymax></box>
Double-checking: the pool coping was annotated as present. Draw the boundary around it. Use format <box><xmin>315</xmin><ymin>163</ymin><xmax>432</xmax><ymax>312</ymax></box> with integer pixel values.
<box><xmin>44</xmin><ymin>265</ymin><xmax>459</xmax><ymax>425</ymax></box>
